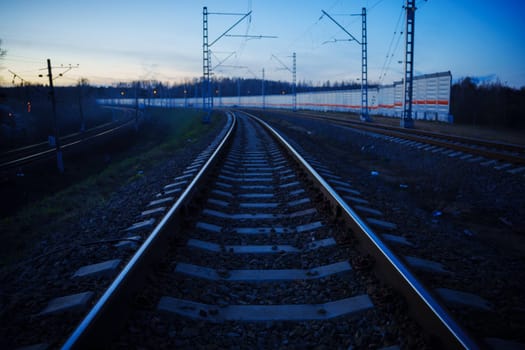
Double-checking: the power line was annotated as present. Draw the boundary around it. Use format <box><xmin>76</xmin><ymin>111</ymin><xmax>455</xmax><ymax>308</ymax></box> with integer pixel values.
<box><xmin>369</xmin><ymin>0</ymin><xmax>386</xmax><ymax>12</ymax></box>
<box><xmin>270</xmin><ymin>53</ymin><xmax>297</xmax><ymax>111</ymax></box>
<box><xmin>224</xmin><ymin>34</ymin><xmax>277</xmax><ymax>40</ymax></box>
<box><xmin>46</xmin><ymin>59</ymin><xmax>64</xmax><ymax>173</ymax></box>
<box><xmin>8</xmin><ymin>69</ymin><xmax>29</xmax><ymax>86</ymax></box>
<box><xmin>320</xmin><ymin>8</ymin><xmax>369</xmax><ymax>121</ymax></box>
<box><xmin>284</xmin><ymin>0</ymin><xmax>342</xmax><ymax>52</ymax></box>
<box><xmin>378</xmin><ymin>4</ymin><xmax>405</xmax><ymax>83</ymax></box>
<box><xmin>211</xmin><ymin>51</ymin><xmax>237</xmax><ymax>70</ymax></box>
<box><xmin>232</xmin><ymin>0</ymin><xmax>253</xmax><ymax>66</ymax></box>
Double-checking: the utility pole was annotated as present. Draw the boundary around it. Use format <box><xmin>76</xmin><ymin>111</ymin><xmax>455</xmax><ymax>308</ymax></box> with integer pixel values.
<box><xmin>134</xmin><ymin>81</ymin><xmax>140</xmax><ymax>131</ymax></box>
<box><xmin>202</xmin><ymin>7</ymin><xmax>275</xmax><ymax>119</ymax></box>
<box><xmin>262</xmin><ymin>68</ymin><xmax>265</xmax><ymax>109</ymax></box>
<box><xmin>361</xmin><ymin>8</ymin><xmax>369</xmax><ymax>121</ymax></box>
<box><xmin>38</xmin><ymin>60</ymin><xmax>78</xmax><ymax>172</ymax></box>
<box><xmin>78</xmin><ymin>78</ymin><xmax>87</xmax><ymax>133</ymax></box>
<box><xmin>271</xmin><ymin>52</ymin><xmax>297</xmax><ymax>111</ymax></box>
<box><xmin>184</xmin><ymin>84</ymin><xmax>188</xmax><ymax>108</ymax></box>
<box><xmin>292</xmin><ymin>52</ymin><xmax>297</xmax><ymax>111</ymax></box>
<box><xmin>78</xmin><ymin>88</ymin><xmax>85</xmax><ymax>133</ymax></box>
<box><xmin>401</xmin><ymin>0</ymin><xmax>416</xmax><ymax>128</ymax></box>
<box><xmin>321</xmin><ymin>8</ymin><xmax>370</xmax><ymax>121</ymax></box>
<box><xmin>237</xmin><ymin>78</ymin><xmax>241</xmax><ymax>106</ymax></box>
<box><xmin>46</xmin><ymin>59</ymin><xmax>64</xmax><ymax>173</ymax></box>
<box><xmin>202</xmin><ymin>7</ymin><xmax>253</xmax><ymax>123</ymax></box>
<box><xmin>202</xmin><ymin>6</ymin><xmax>212</xmax><ymax>123</ymax></box>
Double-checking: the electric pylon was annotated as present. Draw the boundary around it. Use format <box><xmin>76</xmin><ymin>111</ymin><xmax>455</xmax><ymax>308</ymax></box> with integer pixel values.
<box><xmin>270</xmin><ymin>52</ymin><xmax>297</xmax><ymax>111</ymax></box>
<box><xmin>401</xmin><ymin>0</ymin><xmax>416</xmax><ymax>128</ymax></box>
<box><xmin>202</xmin><ymin>7</ymin><xmax>212</xmax><ymax>122</ymax></box>
<box><xmin>321</xmin><ymin>8</ymin><xmax>370</xmax><ymax>121</ymax></box>
<box><xmin>361</xmin><ymin>8</ymin><xmax>368</xmax><ymax>121</ymax></box>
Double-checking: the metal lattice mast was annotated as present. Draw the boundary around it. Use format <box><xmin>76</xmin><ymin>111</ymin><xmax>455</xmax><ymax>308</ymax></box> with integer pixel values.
<box><xmin>401</xmin><ymin>0</ymin><xmax>416</xmax><ymax>128</ymax></box>
<box><xmin>202</xmin><ymin>7</ymin><xmax>212</xmax><ymax>121</ymax></box>
<box><xmin>321</xmin><ymin>9</ymin><xmax>369</xmax><ymax>122</ymax></box>
<box><xmin>202</xmin><ymin>7</ymin><xmax>254</xmax><ymax>119</ymax></box>
<box><xmin>361</xmin><ymin>7</ymin><xmax>369</xmax><ymax>121</ymax></box>
<box><xmin>270</xmin><ymin>53</ymin><xmax>297</xmax><ymax>111</ymax></box>
<box><xmin>292</xmin><ymin>52</ymin><xmax>297</xmax><ymax>111</ymax></box>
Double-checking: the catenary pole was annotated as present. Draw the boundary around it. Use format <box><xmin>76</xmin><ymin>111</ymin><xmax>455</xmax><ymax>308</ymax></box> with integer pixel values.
<box><xmin>321</xmin><ymin>9</ymin><xmax>369</xmax><ymax>121</ymax></box>
<box><xmin>47</xmin><ymin>59</ymin><xmax>64</xmax><ymax>173</ymax></box>
<box><xmin>361</xmin><ymin>8</ymin><xmax>369</xmax><ymax>121</ymax></box>
<box><xmin>401</xmin><ymin>0</ymin><xmax>416</xmax><ymax>128</ymax></box>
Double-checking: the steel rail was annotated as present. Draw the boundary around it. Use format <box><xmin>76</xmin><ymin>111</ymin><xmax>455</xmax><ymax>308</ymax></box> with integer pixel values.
<box><xmin>300</xmin><ymin>111</ymin><xmax>525</xmax><ymax>155</ymax></box>
<box><xmin>61</xmin><ymin>112</ymin><xmax>236</xmax><ymax>349</ymax></box>
<box><xmin>346</xmin><ymin>121</ymin><xmax>525</xmax><ymax>164</ymax></box>
<box><xmin>0</xmin><ymin>120</ymin><xmax>121</xmax><ymax>159</ymax></box>
<box><xmin>242</xmin><ymin>110</ymin><xmax>481</xmax><ymax>349</ymax></box>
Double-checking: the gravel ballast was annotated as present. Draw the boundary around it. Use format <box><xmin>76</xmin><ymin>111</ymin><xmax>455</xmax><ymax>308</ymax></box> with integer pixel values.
<box><xmin>0</xmin><ymin>111</ymin><xmax>227</xmax><ymax>349</ymax></box>
<box><xmin>255</xmin><ymin>109</ymin><xmax>525</xmax><ymax>345</ymax></box>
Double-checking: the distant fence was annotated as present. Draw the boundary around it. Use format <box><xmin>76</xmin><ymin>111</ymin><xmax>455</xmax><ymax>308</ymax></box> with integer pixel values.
<box><xmin>98</xmin><ymin>71</ymin><xmax>453</xmax><ymax>123</ymax></box>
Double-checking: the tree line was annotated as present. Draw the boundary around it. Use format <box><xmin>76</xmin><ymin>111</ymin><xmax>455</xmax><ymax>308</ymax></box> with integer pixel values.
<box><xmin>110</xmin><ymin>76</ymin><xmax>525</xmax><ymax>129</ymax></box>
<box><xmin>1</xmin><ymin>76</ymin><xmax>524</xmax><ymax>150</ymax></box>
<box><xmin>106</xmin><ymin>77</ymin><xmax>366</xmax><ymax>100</ymax></box>
<box><xmin>451</xmin><ymin>77</ymin><xmax>525</xmax><ymax>129</ymax></box>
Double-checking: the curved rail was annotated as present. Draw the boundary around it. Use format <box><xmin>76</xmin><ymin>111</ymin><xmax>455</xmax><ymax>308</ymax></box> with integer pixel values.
<box><xmin>243</xmin><ymin>110</ymin><xmax>481</xmax><ymax>349</ymax></box>
<box><xmin>61</xmin><ymin>112</ymin><xmax>236</xmax><ymax>349</ymax></box>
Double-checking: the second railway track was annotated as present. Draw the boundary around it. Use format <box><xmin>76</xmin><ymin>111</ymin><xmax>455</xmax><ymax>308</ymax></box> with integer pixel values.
<box><xmin>270</xmin><ymin>110</ymin><xmax>525</xmax><ymax>168</ymax></box>
<box><xmin>63</xmin><ymin>111</ymin><xmax>478</xmax><ymax>349</ymax></box>
<box><xmin>0</xmin><ymin>116</ymin><xmax>136</xmax><ymax>173</ymax></box>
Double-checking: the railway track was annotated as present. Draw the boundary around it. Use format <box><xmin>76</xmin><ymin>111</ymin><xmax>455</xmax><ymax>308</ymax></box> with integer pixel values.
<box><xmin>0</xmin><ymin>117</ymin><xmax>136</xmax><ymax>172</ymax></box>
<box><xmin>58</xmin><ymin>111</ymin><xmax>479</xmax><ymax>349</ymax></box>
<box><xmin>267</xmin><ymin>110</ymin><xmax>525</xmax><ymax>170</ymax></box>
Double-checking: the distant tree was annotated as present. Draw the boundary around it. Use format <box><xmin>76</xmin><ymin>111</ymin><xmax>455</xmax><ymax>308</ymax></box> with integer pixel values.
<box><xmin>451</xmin><ymin>77</ymin><xmax>525</xmax><ymax>129</ymax></box>
<box><xmin>0</xmin><ymin>39</ymin><xmax>6</xmax><ymax>59</ymax></box>
<box><xmin>0</xmin><ymin>39</ymin><xmax>7</xmax><ymax>84</ymax></box>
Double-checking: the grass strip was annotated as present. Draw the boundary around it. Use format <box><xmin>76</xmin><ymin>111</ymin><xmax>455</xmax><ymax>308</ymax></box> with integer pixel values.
<box><xmin>0</xmin><ymin>108</ymin><xmax>224</xmax><ymax>266</ymax></box>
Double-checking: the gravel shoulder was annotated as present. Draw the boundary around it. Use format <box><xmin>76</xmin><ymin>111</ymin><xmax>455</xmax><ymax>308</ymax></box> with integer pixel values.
<box><xmin>0</xmin><ymin>110</ymin><xmax>226</xmax><ymax>349</ymax></box>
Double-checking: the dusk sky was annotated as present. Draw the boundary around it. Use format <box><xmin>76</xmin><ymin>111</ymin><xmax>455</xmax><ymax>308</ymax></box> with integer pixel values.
<box><xmin>1</xmin><ymin>0</ymin><xmax>524</xmax><ymax>88</ymax></box>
